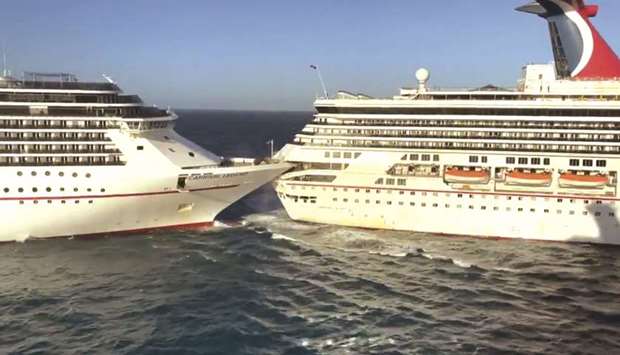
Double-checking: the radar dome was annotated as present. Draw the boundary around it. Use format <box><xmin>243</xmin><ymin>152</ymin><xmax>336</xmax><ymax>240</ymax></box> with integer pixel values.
<box><xmin>415</xmin><ymin>68</ymin><xmax>430</xmax><ymax>82</ymax></box>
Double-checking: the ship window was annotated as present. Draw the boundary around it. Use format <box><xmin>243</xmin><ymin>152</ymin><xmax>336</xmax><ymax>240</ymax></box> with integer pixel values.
<box><xmin>33</xmin><ymin>200</ymin><xmax>38</xmax><ymax>204</ymax></box>
<box><xmin>101</xmin><ymin>188</ymin><xmax>106</xmax><ymax>192</ymax></box>
<box><xmin>376</xmin><ymin>200</ymin><xmax>380</xmax><ymax>204</ymax></box>
<box><xmin>410</xmin><ymin>202</ymin><xmax>415</xmax><ymax>206</ymax></box>
<box><xmin>433</xmin><ymin>154</ymin><xmax>439</xmax><ymax>162</ymax></box>
<box><xmin>583</xmin><ymin>160</ymin><xmax>593</xmax><ymax>167</ymax></box>
<box><xmin>531</xmin><ymin>158</ymin><xmax>541</xmax><ymax>165</ymax></box>
<box><xmin>365</xmin><ymin>200</ymin><xmax>370</xmax><ymax>204</ymax></box>
<box><xmin>375</xmin><ymin>178</ymin><xmax>383</xmax><ymax>185</ymax></box>
<box><xmin>46</xmin><ymin>187</ymin><xmax>51</xmax><ymax>192</ymax></box>
<box><xmin>17</xmin><ymin>171</ymin><xmax>23</xmax><ymax>176</ymax></box>
<box><xmin>333</xmin><ymin>152</ymin><xmax>341</xmax><ymax>158</ymax></box>
<box><xmin>518</xmin><ymin>157</ymin><xmax>527</xmax><ymax>164</ymax></box>
<box><xmin>583</xmin><ymin>211</ymin><xmax>588</xmax><ymax>216</ymax></box>
<box><xmin>569</xmin><ymin>211</ymin><xmax>575</xmax><ymax>215</ymax></box>
<box><xmin>610</xmin><ymin>213</ymin><xmax>615</xmax><ymax>217</ymax></box>
<box><xmin>387</xmin><ymin>201</ymin><xmax>392</xmax><ymax>205</ymax></box>
<box><xmin>544</xmin><ymin>158</ymin><xmax>550</xmax><ymax>165</ymax></box>
<box><xmin>18</xmin><ymin>188</ymin><xmax>23</xmax><ymax>193</ymax></box>
<box><xmin>595</xmin><ymin>212</ymin><xmax>601</xmax><ymax>217</ymax></box>
<box><xmin>72</xmin><ymin>172</ymin><xmax>78</xmax><ymax>177</ymax></box>
<box><xmin>421</xmin><ymin>154</ymin><xmax>430</xmax><ymax>161</ymax></box>
<box><xmin>411</xmin><ymin>154</ymin><xmax>419</xmax><ymax>161</ymax></box>
<box><xmin>324</xmin><ymin>152</ymin><xmax>330</xmax><ymax>158</ymax></box>
<box><xmin>506</xmin><ymin>157</ymin><xmax>515</xmax><ymax>164</ymax></box>
<box><xmin>344</xmin><ymin>152</ymin><xmax>352</xmax><ymax>159</ymax></box>
<box><xmin>469</xmin><ymin>156</ymin><xmax>478</xmax><ymax>163</ymax></box>
<box><xmin>481</xmin><ymin>156</ymin><xmax>488</xmax><ymax>163</ymax></box>
<box><xmin>48</xmin><ymin>200</ymin><xmax>52</xmax><ymax>204</ymax></box>
<box><xmin>596</xmin><ymin>160</ymin><xmax>607</xmax><ymax>167</ymax></box>
<box><xmin>518</xmin><ymin>208</ymin><xmax>523</xmax><ymax>212</ymax></box>
<box><xmin>3</xmin><ymin>188</ymin><xmax>7</xmax><ymax>193</ymax></box>
<box><xmin>569</xmin><ymin>159</ymin><xmax>579</xmax><ymax>166</ymax></box>
<box><xmin>386</xmin><ymin>178</ymin><xmax>395</xmax><ymax>185</ymax></box>
<box><xmin>59</xmin><ymin>172</ymin><xmax>64</xmax><ymax>177</ymax></box>
<box><xmin>401</xmin><ymin>154</ymin><xmax>408</xmax><ymax>161</ymax></box>
<box><xmin>189</xmin><ymin>152</ymin><xmax>195</xmax><ymax>157</ymax></box>
<box><xmin>137</xmin><ymin>146</ymin><xmax>144</xmax><ymax>151</ymax></box>
<box><xmin>61</xmin><ymin>200</ymin><xmax>66</xmax><ymax>204</ymax></box>
<box><xmin>354</xmin><ymin>152</ymin><xmax>361</xmax><ymax>158</ymax></box>
<box><xmin>397</xmin><ymin>179</ymin><xmax>406</xmax><ymax>186</ymax></box>
<box><xmin>31</xmin><ymin>171</ymin><xmax>37</xmax><ymax>176</ymax></box>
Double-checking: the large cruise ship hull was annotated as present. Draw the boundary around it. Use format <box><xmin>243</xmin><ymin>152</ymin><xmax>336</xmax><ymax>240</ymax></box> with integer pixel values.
<box><xmin>1</xmin><ymin>163</ymin><xmax>290</xmax><ymax>241</ymax></box>
<box><xmin>277</xmin><ymin>180</ymin><xmax>620</xmax><ymax>245</ymax></box>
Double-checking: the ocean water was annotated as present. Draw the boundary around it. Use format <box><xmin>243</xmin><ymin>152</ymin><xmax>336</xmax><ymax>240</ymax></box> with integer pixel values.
<box><xmin>2</xmin><ymin>110</ymin><xmax>620</xmax><ymax>355</ymax></box>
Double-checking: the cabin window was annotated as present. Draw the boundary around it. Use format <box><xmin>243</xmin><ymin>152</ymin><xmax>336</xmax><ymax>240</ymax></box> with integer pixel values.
<box><xmin>433</xmin><ymin>154</ymin><xmax>440</xmax><ymax>162</ymax></box>
<box><xmin>411</xmin><ymin>154</ymin><xmax>419</xmax><ymax>161</ymax></box>
<box><xmin>137</xmin><ymin>146</ymin><xmax>144</xmax><ymax>151</ymax></box>
<box><xmin>596</xmin><ymin>160</ymin><xmax>607</xmax><ymax>167</ymax></box>
<box><xmin>324</xmin><ymin>152</ymin><xmax>330</xmax><ymax>158</ymax></box>
<box><xmin>506</xmin><ymin>157</ymin><xmax>515</xmax><ymax>164</ymax></box>
<box><xmin>518</xmin><ymin>157</ymin><xmax>528</xmax><ymax>164</ymax></box>
<box><xmin>481</xmin><ymin>156</ymin><xmax>488</xmax><ymax>163</ymax></box>
<box><xmin>544</xmin><ymin>158</ymin><xmax>550</xmax><ymax>165</ymax></box>
<box><xmin>569</xmin><ymin>159</ymin><xmax>579</xmax><ymax>166</ymax></box>
<box><xmin>421</xmin><ymin>154</ymin><xmax>430</xmax><ymax>161</ymax></box>
<box><xmin>583</xmin><ymin>160</ymin><xmax>593</xmax><ymax>167</ymax></box>
<box><xmin>469</xmin><ymin>156</ymin><xmax>479</xmax><ymax>163</ymax></box>
<box><xmin>344</xmin><ymin>152</ymin><xmax>352</xmax><ymax>159</ymax></box>
<box><xmin>531</xmin><ymin>158</ymin><xmax>541</xmax><ymax>165</ymax></box>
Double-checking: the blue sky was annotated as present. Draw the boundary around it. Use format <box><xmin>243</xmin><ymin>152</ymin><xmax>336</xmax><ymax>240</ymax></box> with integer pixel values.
<box><xmin>2</xmin><ymin>0</ymin><xmax>619</xmax><ymax>110</ymax></box>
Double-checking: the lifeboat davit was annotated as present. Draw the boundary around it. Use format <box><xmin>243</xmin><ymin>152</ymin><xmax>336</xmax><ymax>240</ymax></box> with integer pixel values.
<box><xmin>559</xmin><ymin>173</ymin><xmax>608</xmax><ymax>189</ymax></box>
<box><xmin>445</xmin><ymin>168</ymin><xmax>490</xmax><ymax>184</ymax></box>
<box><xmin>505</xmin><ymin>171</ymin><xmax>551</xmax><ymax>186</ymax></box>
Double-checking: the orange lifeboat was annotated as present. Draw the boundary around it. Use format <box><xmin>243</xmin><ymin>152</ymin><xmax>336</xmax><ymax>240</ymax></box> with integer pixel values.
<box><xmin>505</xmin><ymin>170</ymin><xmax>552</xmax><ymax>186</ymax></box>
<box><xmin>559</xmin><ymin>173</ymin><xmax>608</xmax><ymax>189</ymax></box>
<box><xmin>444</xmin><ymin>168</ymin><xmax>490</xmax><ymax>184</ymax></box>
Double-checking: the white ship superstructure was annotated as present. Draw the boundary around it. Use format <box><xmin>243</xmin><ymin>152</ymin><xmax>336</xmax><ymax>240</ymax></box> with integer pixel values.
<box><xmin>275</xmin><ymin>0</ymin><xmax>620</xmax><ymax>244</ymax></box>
<box><xmin>0</xmin><ymin>72</ymin><xmax>290</xmax><ymax>241</ymax></box>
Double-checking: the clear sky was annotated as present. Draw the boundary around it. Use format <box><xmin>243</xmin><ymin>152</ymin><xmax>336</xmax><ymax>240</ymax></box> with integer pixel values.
<box><xmin>2</xmin><ymin>0</ymin><xmax>619</xmax><ymax>110</ymax></box>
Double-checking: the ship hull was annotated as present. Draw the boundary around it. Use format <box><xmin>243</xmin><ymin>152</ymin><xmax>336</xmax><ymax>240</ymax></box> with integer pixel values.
<box><xmin>1</xmin><ymin>163</ymin><xmax>290</xmax><ymax>242</ymax></box>
<box><xmin>276</xmin><ymin>178</ymin><xmax>620</xmax><ymax>245</ymax></box>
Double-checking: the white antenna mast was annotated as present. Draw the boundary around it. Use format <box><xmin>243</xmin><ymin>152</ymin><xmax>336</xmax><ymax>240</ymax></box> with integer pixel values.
<box><xmin>310</xmin><ymin>65</ymin><xmax>328</xmax><ymax>98</ymax></box>
<box><xmin>2</xmin><ymin>43</ymin><xmax>6</xmax><ymax>77</ymax></box>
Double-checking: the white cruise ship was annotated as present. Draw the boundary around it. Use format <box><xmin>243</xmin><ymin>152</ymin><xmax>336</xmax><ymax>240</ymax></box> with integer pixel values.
<box><xmin>274</xmin><ymin>0</ymin><xmax>620</xmax><ymax>245</ymax></box>
<box><xmin>0</xmin><ymin>72</ymin><xmax>290</xmax><ymax>241</ymax></box>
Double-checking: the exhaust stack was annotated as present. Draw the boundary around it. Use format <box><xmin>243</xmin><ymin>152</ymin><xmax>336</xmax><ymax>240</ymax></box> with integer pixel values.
<box><xmin>517</xmin><ymin>0</ymin><xmax>620</xmax><ymax>80</ymax></box>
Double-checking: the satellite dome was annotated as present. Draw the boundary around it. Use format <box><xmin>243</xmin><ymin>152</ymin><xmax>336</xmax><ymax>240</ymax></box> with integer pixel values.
<box><xmin>415</xmin><ymin>68</ymin><xmax>430</xmax><ymax>83</ymax></box>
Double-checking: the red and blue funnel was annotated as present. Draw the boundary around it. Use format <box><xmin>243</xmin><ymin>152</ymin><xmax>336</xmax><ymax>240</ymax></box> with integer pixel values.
<box><xmin>517</xmin><ymin>0</ymin><xmax>620</xmax><ymax>79</ymax></box>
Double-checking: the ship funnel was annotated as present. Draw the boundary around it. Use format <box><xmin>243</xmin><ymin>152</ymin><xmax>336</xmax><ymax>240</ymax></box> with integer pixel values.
<box><xmin>517</xmin><ymin>0</ymin><xmax>620</xmax><ymax>80</ymax></box>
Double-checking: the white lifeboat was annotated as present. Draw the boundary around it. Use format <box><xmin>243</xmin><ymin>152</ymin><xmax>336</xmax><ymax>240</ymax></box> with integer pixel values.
<box><xmin>559</xmin><ymin>173</ymin><xmax>608</xmax><ymax>189</ymax></box>
<box><xmin>505</xmin><ymin>171</ymin><xmax>552</xmax><ymax>186</ymax></box>
<box><xmin>444</xmin><ymin>168</ymin><xmax>489</xmax><ymax>184</ymax></box>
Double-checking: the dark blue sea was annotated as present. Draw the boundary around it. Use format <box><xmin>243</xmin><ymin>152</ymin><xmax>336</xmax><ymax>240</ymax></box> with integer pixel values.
<box><xmin>2</xmin><ymin>110</ymin><xmax>620</xmax><ymax>355</ymax></box>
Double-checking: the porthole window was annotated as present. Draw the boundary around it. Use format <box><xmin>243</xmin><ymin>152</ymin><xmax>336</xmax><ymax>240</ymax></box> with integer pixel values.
<box><xmin>59</xmin><ymin>172</ymin><xmax>64</xmax><ymax>177</ymax></box>
<box><xmin>19</xmin><ymin>201</ymin><xmax>24</xmax><ymax>205</ymax></box>
<box><xmin>72</xmin><ymin>173</ymin><xmax>78</xmax><ymax>178</ymax></box>
<box><xmin>74</xmin><ymin>188</ymin><xmax>78</xmax><ymax>192</ymax></box>
<box><xmin>32</xmin><ymin>188</ymin><xmax>38</xmax><ymax>192</ymax></box>
<box><xmin>33</xmin><ymin>200</ymin><xmax>38</xmax><ymax>204</ymax></box>
<box><xmin>101</xmin><ymin>188</ymin><xmax>106</xmax><ymax>192</ymax></box>
<box><xmin>3</xmin><ymin>188</ymin><xmax>8</xmax><ymax>193</ymax></box>
<box><xmin>86</xmin><ymin>173</ymin><xmax>91</xmax><ymax>178</ymax></box>
<box><xmin>17</xmin><ymin>171</ymin><xmax>23</xmax><ymax>176</ymax></box>
<box><xmin>31</xmin><ymin>171</ymin><xmax>37</xmax><ymax>176</ymax></box>
<box><xmin>18</xmin><ymin>188</ymin><xmax>23</xmax><ymax>193</ymax></box>
<box><xmin>45</xmin><ymin>171</ymin><xmax>51</xmax><ymax>176</ymax></box>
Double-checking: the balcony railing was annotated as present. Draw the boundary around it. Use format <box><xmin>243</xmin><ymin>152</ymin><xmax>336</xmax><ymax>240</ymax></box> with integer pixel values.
<box><xmin>0</xmin><ymin>80</ymin><xmax>120</xmax><ymax>91</ymax></box>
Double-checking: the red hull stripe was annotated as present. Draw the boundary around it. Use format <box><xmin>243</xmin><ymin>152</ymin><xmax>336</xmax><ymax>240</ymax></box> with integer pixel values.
<box><xmin>285</xmin><ymin>182</ymin><xmax>619</xmax><ymax>202</ymax></box>
<box><xmin>0</xmin><ymin>184</ymin><xmax>240</xmax><ymax>201</ymax></box>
